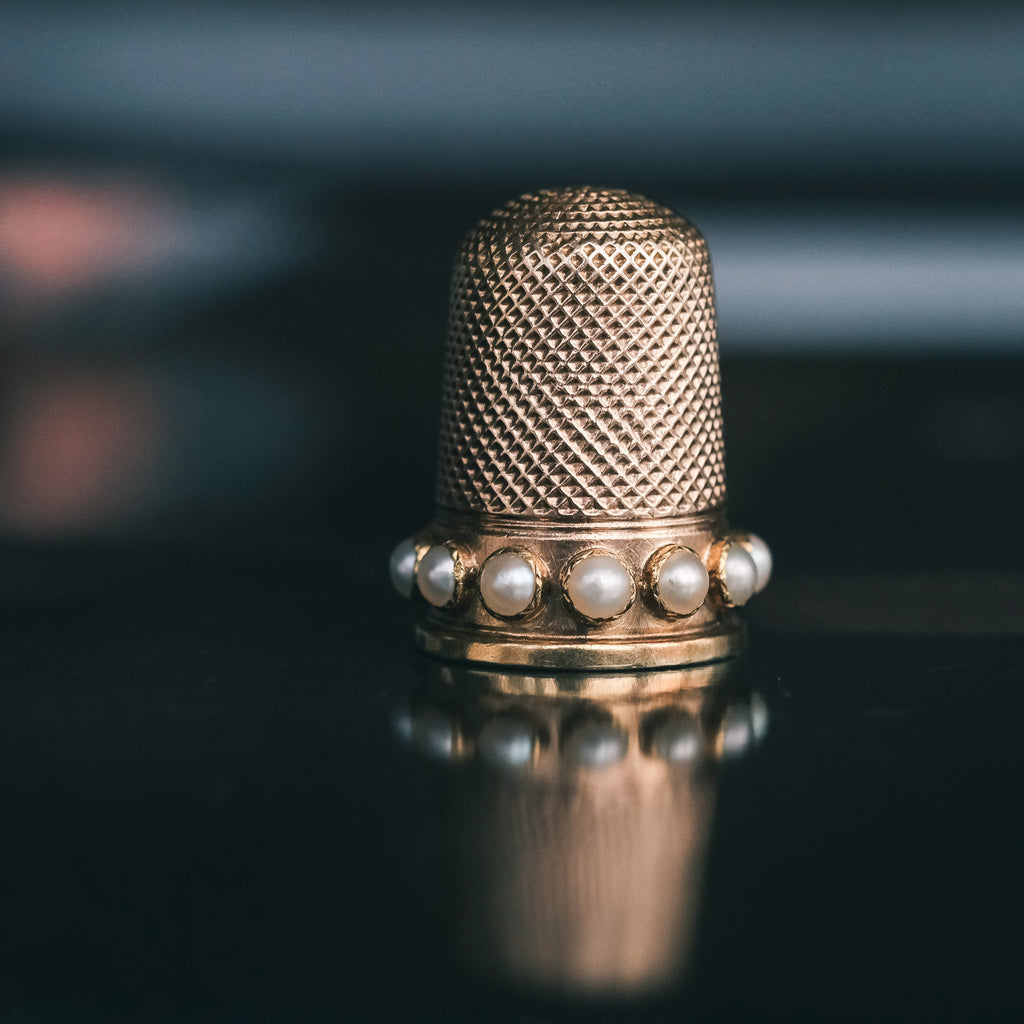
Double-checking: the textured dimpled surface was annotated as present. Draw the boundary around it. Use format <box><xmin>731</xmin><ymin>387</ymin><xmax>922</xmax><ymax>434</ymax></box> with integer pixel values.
<box><xmin>434</xmin><ymin>187</ymin><xmax>727</xmax><ymax>518</ymax></box>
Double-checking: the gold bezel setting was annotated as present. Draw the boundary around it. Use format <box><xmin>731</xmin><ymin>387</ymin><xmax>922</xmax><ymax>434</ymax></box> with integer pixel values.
<box><xmin>706</xmin><ymin>534</ymin><xmax>759</xmax><ymax>608</ymax></box>
<box><xmin>479</xmin><ymin>547</ymin><xmax>548</xmax><ymax>622</ymax></box>
<box><xmin>643</xmin><ymin>544</ymin><xmax>710</xmax><ymax>620</ymax></box>
<box><xmin>559</xmin><ymin>548</ymin><xmax>637</xmax><ymax>625</ymax></box>
<box><xmin>416</xmin><ymin>540</ymin><xmax>476</xmax><ymax>610</ymax></box>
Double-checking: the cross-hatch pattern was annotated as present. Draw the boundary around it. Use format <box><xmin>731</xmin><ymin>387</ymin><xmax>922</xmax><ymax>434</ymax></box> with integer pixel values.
<box><xmin>434</xmin><ymin>188</ymin><xmax>727</xmax><ymax>518</ymax></box>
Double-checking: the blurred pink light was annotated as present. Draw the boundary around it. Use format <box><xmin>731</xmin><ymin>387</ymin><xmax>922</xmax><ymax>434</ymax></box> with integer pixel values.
<box><xmin>0</xmin><ymin>175</ymin><xmax>171</xmax><ymax>297</ymax></box>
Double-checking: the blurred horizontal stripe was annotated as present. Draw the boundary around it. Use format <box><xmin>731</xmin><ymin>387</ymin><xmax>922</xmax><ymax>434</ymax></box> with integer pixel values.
<box><xmin>690</xmin><ymin>206</ymin><xmax>1024</xmax><ymax>352</ymax></box>
<box><xmin>0</xmin><ymin>4</ymin><xmax>1022</xmax><ymax>184</ymax></box>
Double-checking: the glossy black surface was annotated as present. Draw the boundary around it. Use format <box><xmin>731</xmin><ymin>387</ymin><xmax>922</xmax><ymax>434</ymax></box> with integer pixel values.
<box><xmin>2</xmin><ymin>350</ymin><xmax>1022</xmax><ymax>1020</ymax></box>
<box><xmin>0</xmin><ymin>155</ymin><xmax>1021</xmax><ymax>1024</ymax></box>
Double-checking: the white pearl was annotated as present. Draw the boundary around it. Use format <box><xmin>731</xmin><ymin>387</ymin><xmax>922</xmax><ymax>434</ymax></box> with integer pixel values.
<box><xmin>388</xmin><ymin>537</ymin><xmax>418</xmax><ymax>598</ymax></box>
<box><xmin>417</xmin><ymin>544</ymin><xmax>457</xmax><ymax>607</ymax></box>
<box><xmin>480</xmin><ymin>551</ymin><xmax>537</xmax><ymax>618</ymax></box>
<box><xmin>656</xmin><ymin>547</ymin><xmax>709</xmax><ymax>615</ymax></box>
<box><xmin>565</xmin><ymin>553</ymin><xmax>634</xmax><ymax>621</ymax></box>
<box><xmin>745</xmin><ymin>534</ymin><xmax>773</xmax><ymax>592</ymax></box>
<box><xmin>722</xmin><ymin>543</ymin><xmax>758</xmax><ymax>606</ymax></box>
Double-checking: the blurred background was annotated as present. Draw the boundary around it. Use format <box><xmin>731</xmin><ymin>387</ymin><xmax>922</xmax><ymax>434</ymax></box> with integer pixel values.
<box><xmin>2</xmin><ymin>6</ymin><xmax>1023</xmax><ymax>1020</ymax></box>
<box><xmin>0</xmin><ymin>0</ymin><xmax>1021</xmax><ymax>599</ymax></box>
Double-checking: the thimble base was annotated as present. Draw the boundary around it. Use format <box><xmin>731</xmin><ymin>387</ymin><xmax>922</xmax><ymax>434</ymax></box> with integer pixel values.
<box><xmin>415</xmin><ymin>617</ymin><xmax>746</xmax><ymax>672</ymax></box>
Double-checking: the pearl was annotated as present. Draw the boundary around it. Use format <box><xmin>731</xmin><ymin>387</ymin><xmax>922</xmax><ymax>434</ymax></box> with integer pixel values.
<box><xmin>389</xmin><ymin>537</ymin><xmax>418</xmax><ymax>598</ymax></box>
<box><xmin>744</xmin><ymin>533</ymin><xmax>773</xmax><ymax>592</ymax></box>
<box><xmin>650</xmin><ymin>711</ymin><xmax>702</xmax><ymax>763</ymax></box>
<box><xmin>564</xmin><ymin>719</ymin><xmax>628</xmax><ymax>768</ymax></box>
<box><xmin>565</xmin><ymin>553</ymin><xmax>634</xmax><ymax>621</ymax></box>
<box><xmin>721</xmin><ymin>543</ymin><xmax>758</xmax><ymax>606</ymax></box>
<box><xmin>417</xmin><ymin>544</ymin><xmax>457</xmax><ymax>607</ymax></box>
<box><xmin>655</xmin><ymin>547</ymin><xmax>709</xmax><ymax>616</ymax></box>
<box><xmin>480</xmin><ymin>551</ymin><xmax>538</xmax><ymax>618</ymax></box>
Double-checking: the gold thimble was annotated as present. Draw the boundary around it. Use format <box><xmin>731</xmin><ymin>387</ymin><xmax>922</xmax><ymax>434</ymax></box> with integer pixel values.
<box><xmin>390</xmin><ymin>187</ymin><xmax>770</xmax><ymax>670</ymax></box>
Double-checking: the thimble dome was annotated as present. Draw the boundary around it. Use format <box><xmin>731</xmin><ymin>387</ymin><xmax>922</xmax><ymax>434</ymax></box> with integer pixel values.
<box><xmin>435</xmin><ymin>187</ymin><xmax>727</xmax><ymax>519</ymax></box>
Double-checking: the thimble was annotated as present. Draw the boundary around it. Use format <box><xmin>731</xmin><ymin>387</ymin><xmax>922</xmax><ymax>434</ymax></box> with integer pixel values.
<box><xmin>390</xmin><ymin>187</ymin><xmax>770</xmax><ymax>670</ymax></box>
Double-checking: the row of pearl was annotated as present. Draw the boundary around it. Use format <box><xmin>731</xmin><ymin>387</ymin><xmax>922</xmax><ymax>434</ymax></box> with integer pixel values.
<box><xmin>389</xmin><ymin>532</ymin><xmax>771</xmax><ymax>623</ymax></box>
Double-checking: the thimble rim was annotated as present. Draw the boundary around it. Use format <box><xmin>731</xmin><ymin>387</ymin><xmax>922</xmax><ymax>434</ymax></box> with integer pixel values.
<box><xmin>414</xmin><ymin>616</ymin><xmax>746</xmax><ymax>672</ymax></box>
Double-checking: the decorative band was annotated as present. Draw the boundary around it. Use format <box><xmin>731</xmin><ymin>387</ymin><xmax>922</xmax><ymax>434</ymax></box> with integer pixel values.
<box><xmin>390</xmin><ymin>527</ymin><xmax>771</xmax><ymax>625</ymax></box>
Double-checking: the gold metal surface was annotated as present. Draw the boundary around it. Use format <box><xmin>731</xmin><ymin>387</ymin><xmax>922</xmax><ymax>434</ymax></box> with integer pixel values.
<box><xmin>416</xmin><ymin>617</ymin><xmax>745</xmax><ymax>675</ymax></box>
<box><xmin>399</xmin><ymin>186</ymin><xmax>768</xmax><ymax>671</ymax></box>
<box><xmin>435</xmin><ymin>188</ymin><xmax>725</xmax><ymax>519</ymax></box>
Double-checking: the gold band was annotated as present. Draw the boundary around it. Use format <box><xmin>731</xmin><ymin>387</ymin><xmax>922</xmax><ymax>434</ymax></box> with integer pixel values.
<box><xmin>416</xmin><ymin>615</ymin><xmax>745</xmax><ymax>673</ymax></box>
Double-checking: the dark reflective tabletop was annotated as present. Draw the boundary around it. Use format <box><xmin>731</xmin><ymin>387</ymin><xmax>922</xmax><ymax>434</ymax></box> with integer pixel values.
<box><xmin>0</xmin><ymin>183</ymin><xmax>1022</xmax><ymax>1021</ymax></box>
<box><xmin>2</xmin><ymin>521</ymin><xmax>1022</xmax><ymax>1021</ymax></box>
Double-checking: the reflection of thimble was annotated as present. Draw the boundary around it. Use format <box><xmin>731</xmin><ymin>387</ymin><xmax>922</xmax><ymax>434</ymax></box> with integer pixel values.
<box><xmin>390</xmin><ymin>187</ymin><xmax>770</xmax><ymax>670</ymax></box>
<box><xmin>394</xmin><ymin>661</ymin><xmax>768</xmax><ymax>997</ymax></box>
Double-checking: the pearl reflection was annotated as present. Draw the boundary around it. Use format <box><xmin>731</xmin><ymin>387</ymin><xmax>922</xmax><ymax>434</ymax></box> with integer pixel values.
<box><xmin>395</xmin><ymin>659</ymin><xmax>769</xmax><ymax>999</ymax></box>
